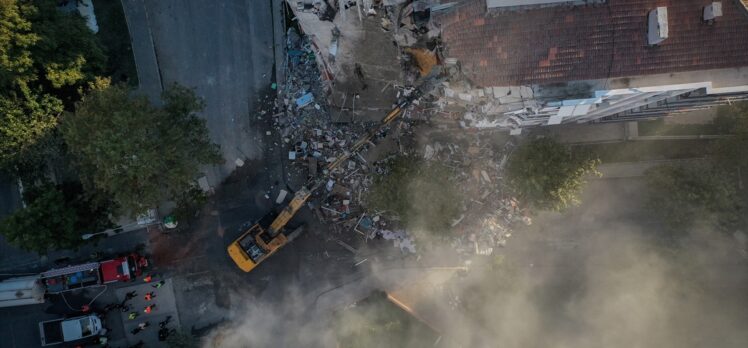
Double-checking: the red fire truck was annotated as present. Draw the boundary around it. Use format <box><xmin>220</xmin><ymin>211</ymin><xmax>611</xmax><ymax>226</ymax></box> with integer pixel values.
<box><xmin>40</xmin><ymin>253</ymin><xmax>148</xmax><ymax>294</ymax></box>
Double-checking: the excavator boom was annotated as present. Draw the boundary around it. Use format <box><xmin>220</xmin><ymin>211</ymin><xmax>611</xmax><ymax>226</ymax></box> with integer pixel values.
<box><xmin>228</xmin><ymin>75</ymin><xmax>440</xmax><ymax>272</ymax></box>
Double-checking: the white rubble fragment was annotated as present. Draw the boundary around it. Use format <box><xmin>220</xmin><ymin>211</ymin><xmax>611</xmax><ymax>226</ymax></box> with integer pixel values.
<box><xmin>444</xmin><ymin>88</ymin><xmax>455</xmax><ymax>98</ymax></box>
<box><xmin>275</xmin><ymin>189</ymin><xmax>288</xmax><ymax>204</ymax></box>
<box><xmin>481</xmin><ymin>170</ymin><xmax>491</xmax><ymax>183</ymax></box>
<box><xmin>288</xmin><ymin>151</ymin><xmax>296</xmax><ymax>160</ymax></box>
<box><xmin>424</xmin><ymin>144</ymin><xmax>435</xmax><ymax>160</ymax></box>
<box><xmin>326</xmin><ymin>179</ymin><xmax>335</xmax><ymax>191</ymax></box>
<box><xmin>235</xmin><ymin>158</ymin><xmax>245</xmax><ymax>167</ymax></box>
<box><xmin>458</xmin><ymin>93</ymin><xmax>473</xmax><ymax>102</ymax></box>
<box><xmin>451</xmin><ymin>214</ymin><xmax>465</xmax><ymax>227</ymax></box>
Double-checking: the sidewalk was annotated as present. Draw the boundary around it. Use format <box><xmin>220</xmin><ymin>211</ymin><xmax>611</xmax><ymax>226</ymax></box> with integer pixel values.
<box><xmin>0</xmin><ymin>228</ymin><xmax>150</xmax><ymax>273</ymax></box>
<box><xmin>115</xmin><ymin>277</ymin><xmax>181</xmax><ymax>346</ymax></box>
<box><xmin>120</xmin><ymin>0</ymin><xmax>163</xmax><ymax>103</ymax></box>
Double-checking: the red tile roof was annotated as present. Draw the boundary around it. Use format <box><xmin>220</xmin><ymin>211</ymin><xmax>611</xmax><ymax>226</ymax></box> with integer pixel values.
<box><xmin>436</xmin><ymin>0</ymin><xmax>748</xmax><ymax>87</ymax></box>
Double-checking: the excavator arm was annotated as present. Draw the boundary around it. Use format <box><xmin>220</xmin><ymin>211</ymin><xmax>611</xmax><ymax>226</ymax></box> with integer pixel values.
<box><xmin>228</xmin><ymin>74</ymin><xmax>441</xmax><ymax>272</ymax></box>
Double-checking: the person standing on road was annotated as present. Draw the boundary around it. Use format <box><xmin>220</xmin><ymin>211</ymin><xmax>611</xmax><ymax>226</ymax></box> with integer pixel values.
<box><xmin>144</xmin><ymin>292</ymin><xmax>155</xmax><ymax>301</ymax></box>
<box><xmin>128</xmin><ymin>312</ymin><xmax>139</xmax><ymax>320</ymax></box>
<box><xmin>152</xmin><ymin>280</ymin><xmax>166</xmax><ymax>288</ymax></box>
<box><xmin>125</xmin><ymin>291</ymin><xmax>137</xmax><ymax>300</ymax></box>
<box><xmin>143</xmin><ymin>274</ymin><xmax>153</xmax><ymax>283</ymax></box>
<box><xmin>144</xmin><ymin>304</ymin><xmax>157</xmax><ymax>313</ymax></box>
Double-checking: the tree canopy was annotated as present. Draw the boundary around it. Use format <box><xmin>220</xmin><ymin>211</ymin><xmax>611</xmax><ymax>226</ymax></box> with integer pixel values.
<box><xmin>62</xmin><ymin>83</ymin><xmax>222</xmax><ymax>216</ymax></box>
<box><xmin>0</xmin><ymin>0</ymin><xmax>106</xmax><ymax>175</ymax></box>
<box><xmin>645</xmin><ymin>163</ymin><xmax>741</xmax><ymax>231</ymax></box>
<box><xmin>0</xmin><ymin>182</ymin><xmax>112</xmax><ymax>254</ymax></box>
<box><xmin>365</xmin><ymin>156</ymin><xmax>461</xmax><ymax>236</ymax></box>
<box><xmin>0</xmin><ymin>0</ymin><xmax>38</xmax><ymax>90</ymax></box>
<box><xmin>507</xmin><ymin>137</ymin><xmax>600</xmax><ymax>211</ymax></box>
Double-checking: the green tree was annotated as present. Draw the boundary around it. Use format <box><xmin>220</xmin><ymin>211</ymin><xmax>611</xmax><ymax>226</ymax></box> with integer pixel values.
<box><xmin>27</xmin><ymin>0</ymin><xmax>106</xmax><ymax>103</ymax></box>
<box><xmin>0</xmin><ymin>182</ymin><xmax>112</xmax><ymax>253</ymax></box>
<box><xmin>507</xmin><ymin>137</ymin><xmax>600</xmax><ymax>211</ymax></box>
<box><xmin>645</xmin><ymin>163</ymin><xmax>741</xmax><ymax>231</ymax></box>
<box><xmin>0</xmin><ymin>0</ymin><xmax>38</xmax><ymax>90</ymax></box>
<box><xmin>0</xmin><ymin>0</ymin><xmax>107</xmax><ymax>175</ymax></box>
<box><xmin>365</xmin><ymin>156</ymin><xmax>461</xmax><ymax>235</ymax></box>
<box><xmin>166</xmin><ymin>331</ymin><xmax>199</xmax><ymax>348</ymax></box>
<box><xmin>0</xmin><ymin>92</ymin><xmax>62</xmax><ymax>173</ymax></box>
<box><xmin>62</xmin><ymin>83</ymin><xmax>222</xmax><ymax>216</ymax></box>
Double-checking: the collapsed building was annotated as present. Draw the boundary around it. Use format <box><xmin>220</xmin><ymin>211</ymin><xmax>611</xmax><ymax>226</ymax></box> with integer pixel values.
<box><xmin>289</xmin><ymin>0</ymin><xmax>748</xmax><ymax>132</ymax></box>
<box><xmin>279</xmin><ymin>0</ymin><xmax>748</xmax><ymax>256</ymax></box>
<box><xmin>279</xmin><ymin>1</ymin><xmax>530</xmax><ymax>257</ymax></box>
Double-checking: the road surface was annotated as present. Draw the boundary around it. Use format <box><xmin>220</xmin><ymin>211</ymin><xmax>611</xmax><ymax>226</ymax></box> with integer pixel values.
<box><xmin>125</xmin><ymin>0</ymin><xmax>277</xmax><ymax>187</ymax></box>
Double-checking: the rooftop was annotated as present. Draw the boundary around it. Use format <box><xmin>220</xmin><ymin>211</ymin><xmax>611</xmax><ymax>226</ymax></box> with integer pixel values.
<box><xmin>436</xmin><ymin>0</ymin><xmax>748</xmax><ymax>87</ymax></box>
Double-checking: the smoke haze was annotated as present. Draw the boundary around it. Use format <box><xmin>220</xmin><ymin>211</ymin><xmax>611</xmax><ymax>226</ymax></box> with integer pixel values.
<box><xmin>206</xmin><ymin>178</ymin><xmax>748</xmax><ymax>348</ymax></box>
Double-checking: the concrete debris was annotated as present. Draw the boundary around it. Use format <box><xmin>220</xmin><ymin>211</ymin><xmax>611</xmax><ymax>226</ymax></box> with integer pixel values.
<box><xmin>272</xmin><ymin>19</ymin><xmax>531</xmax><ymax>260</ymax></box>
<box><xmin>376</xmin><ymin>230</ymin><xmax>416</xmax><ymax>254</ymax></box>
<box><xmin>276</xmin><ymin>189</ymin><xmax>289</xmax><ymax>204</ymax></box>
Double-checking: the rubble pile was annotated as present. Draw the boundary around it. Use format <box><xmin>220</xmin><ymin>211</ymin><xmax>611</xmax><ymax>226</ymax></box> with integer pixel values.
<box><xmin>420</xmin><ymin>135</ymin><xmax>531</xmax><ymax>256</ymax></box>
<box><xmin>275</xmin><ymin>26</ymin><xmax>530</xmax><ymax>258</ymax></box>
<box><xmin>276</xmin><ymin>29</ymin><xmax>405</xmax><ymax>235</ymax></box>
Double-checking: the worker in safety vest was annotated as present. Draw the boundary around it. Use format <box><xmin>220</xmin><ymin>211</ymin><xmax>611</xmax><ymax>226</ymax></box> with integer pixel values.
<box><xmin>144</xmin><ymin>304</ymin><xmax>157</xmax><ymax>313</ymax></box>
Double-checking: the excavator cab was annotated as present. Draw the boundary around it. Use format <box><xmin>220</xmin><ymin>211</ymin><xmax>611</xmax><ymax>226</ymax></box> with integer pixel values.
<box><xmin>227</xmin><ymin>223</ymin><xmax>290</xmax><ymax>272</ymax></box>
<box><xmin>227</xmin><ymin>188</ymin><xmax>310</xmax><ymax>272</ymax></box>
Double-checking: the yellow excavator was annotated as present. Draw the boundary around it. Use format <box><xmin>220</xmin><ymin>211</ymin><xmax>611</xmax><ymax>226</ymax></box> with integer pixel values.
<box><xmin>227</xmin><ymin>77</ymin><xmax>438</xmax><ymax>272</ymax></box>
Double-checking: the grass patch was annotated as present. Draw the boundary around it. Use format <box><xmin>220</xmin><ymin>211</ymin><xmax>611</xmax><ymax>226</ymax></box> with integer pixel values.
<box><xmin>334</xmin><ymin>293</ymin><xmax>439</xmax><ymax>348</ymax></box>
<box><xmin>92</xmin><ymin>0</ymin><xmax>138</xmax><ymax>86</ymax></box>
<box><xmin>637</xmin><ymin>119</ymin><xmax>722</xmax><ymax>136</ymax></box>
<box><xmin>573</xmin><ymin>139</ymin><xmax>717</xmax><ymax>163</ymax></box>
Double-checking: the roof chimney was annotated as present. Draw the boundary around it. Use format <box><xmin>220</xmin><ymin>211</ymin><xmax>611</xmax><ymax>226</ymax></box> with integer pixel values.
<box><xmin>648</xmin><ymin>7</ymin><xmax>669</xmax><ymax>45</ymax></box>
<box><xmin>703</xmin><ymin>2</ymin><xmax>723</xmax><ymax>23</ymax></box>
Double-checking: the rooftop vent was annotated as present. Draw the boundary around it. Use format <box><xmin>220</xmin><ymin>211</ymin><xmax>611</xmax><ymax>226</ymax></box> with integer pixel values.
<box><xmin>703</xmin><ymin>2</ymin><xmax>723</xmax><ymax>23</ymax></box>
<box><xmin>648</xmin><ymin>7</ymin><xmax>669</xmax><ymax>46</ymax></box>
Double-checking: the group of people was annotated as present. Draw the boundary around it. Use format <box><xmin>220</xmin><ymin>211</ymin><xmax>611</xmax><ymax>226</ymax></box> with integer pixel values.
<box><xmin>93</xmin><ymin>275</ymin><xmax>171</xmax><ymax>346</ymax></box>
<box><xmin>128</xmin><ymin>276</ymin><xmax>167</xmax><ymax>335</ymax></box>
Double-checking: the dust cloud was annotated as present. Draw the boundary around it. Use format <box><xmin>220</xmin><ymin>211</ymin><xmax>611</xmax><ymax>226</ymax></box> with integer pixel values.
<box><xmin>447</xmin><ymin>179</ymin><xmax>748</xmax><ymax>348</ymax></box>
<box><xmin>204</xmin><ymin>179</ymin><xmax>748</xmax><ymax>348</ymax></box>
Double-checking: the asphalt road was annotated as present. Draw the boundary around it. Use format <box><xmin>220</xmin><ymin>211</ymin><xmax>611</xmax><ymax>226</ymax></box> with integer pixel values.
<box><xmin>142</xmin><ymin>0</ymin><xmax>276</xmax><ymax>187</ymax></box>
